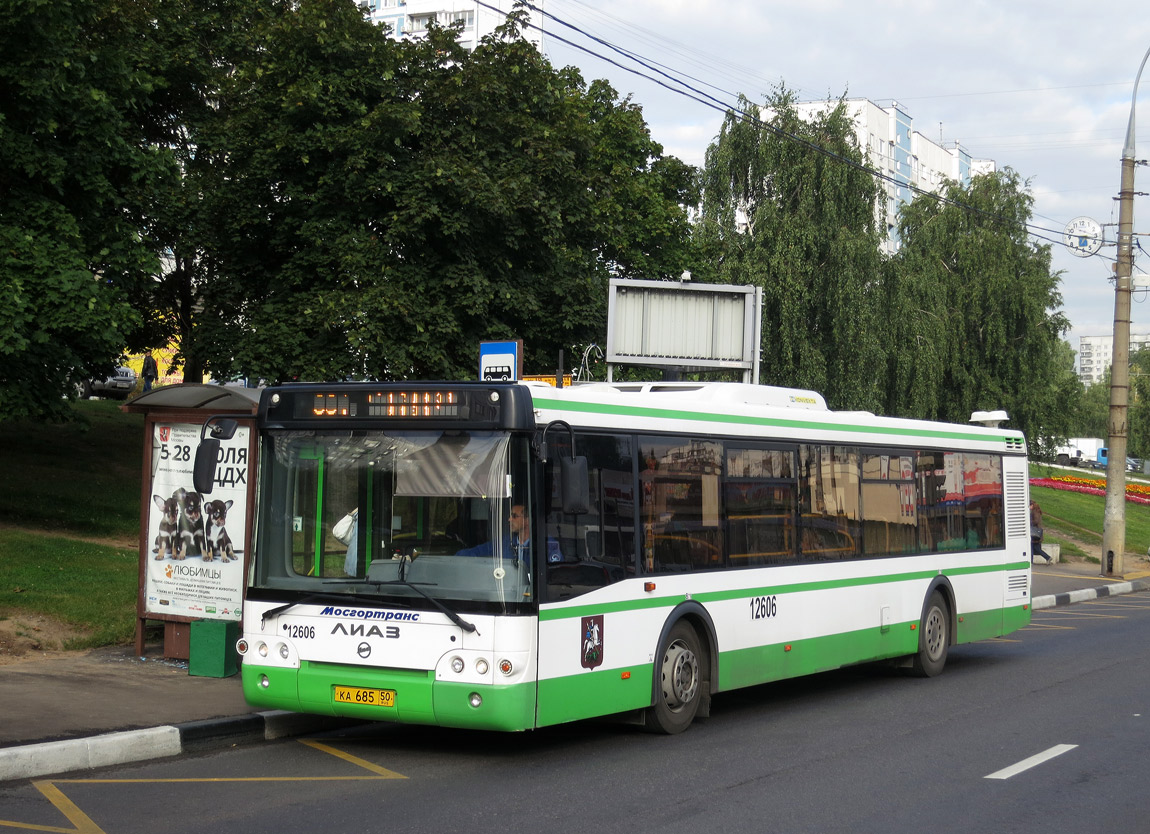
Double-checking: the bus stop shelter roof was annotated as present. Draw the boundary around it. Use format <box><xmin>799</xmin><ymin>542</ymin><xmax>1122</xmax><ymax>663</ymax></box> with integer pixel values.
<box><xmin>121</xmin><ymin>383</ymin><xmax>261</xmax><ymax>414</ymax></box>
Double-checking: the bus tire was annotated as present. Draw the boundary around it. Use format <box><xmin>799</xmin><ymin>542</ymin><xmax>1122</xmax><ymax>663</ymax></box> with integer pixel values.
<box><xmin>911</xmin><ymin>591</ymin><xmax>949</xmax><ymax>677</ymax></box>
<box><xmin>645</xmin><ymin>621</ymin><xmax>704</xmax><ymax>734</ymax></box>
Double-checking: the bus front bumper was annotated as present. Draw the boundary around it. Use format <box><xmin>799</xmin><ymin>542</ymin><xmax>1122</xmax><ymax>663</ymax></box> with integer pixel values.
<box><xmin>241</xmin><ymin>661</ymin><xmax>537</xmax><ymax>731</ymax></box>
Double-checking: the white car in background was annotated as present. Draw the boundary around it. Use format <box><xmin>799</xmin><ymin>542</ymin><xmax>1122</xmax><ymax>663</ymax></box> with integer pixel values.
<box><xmin>79</xmin><ymin>365</ymin><xmax>138</xmax><ymax>399</ymax></box>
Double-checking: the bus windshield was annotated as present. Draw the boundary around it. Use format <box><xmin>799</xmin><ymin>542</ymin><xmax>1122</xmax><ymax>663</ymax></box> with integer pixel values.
<box><xmin>253</xmin><ymin>428</ymin><xmax>535</xmax><ymax>609</ymax></box>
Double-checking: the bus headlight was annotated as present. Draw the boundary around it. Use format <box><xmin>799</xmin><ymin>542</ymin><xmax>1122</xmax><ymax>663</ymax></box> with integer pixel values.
<box><xmin>469</xmin><ymin>692</ymin><xmax>483</xmax><ymax>708</ymax></box>
<box><xmin>258</xmin><ymin>642</ymin><xmax>268</xmax><ymax>657</ymax></box>
<box><xmin>278</xmin><ymin>643</ymin><xmax>290</xmax><ymax>660</ymax></box>
<box><xmin>475</xmin><ymin>658</ymin><xmax>489</xmax><ymax>675</ymax></box>
<box><xmin>450</xmin><ymin>656</ymin><xmax>465</xmax><ymax>674</ymax></box>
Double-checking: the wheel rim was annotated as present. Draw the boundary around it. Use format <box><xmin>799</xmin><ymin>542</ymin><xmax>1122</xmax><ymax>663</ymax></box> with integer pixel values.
<box><xmin>923</xmin><ymin>605</ymin><xmax>946</xmax><ymax>661</ymax></box>
<box><xmin>660</xmin><ymin>639</ymin><xmax>699</xmax><ymax>710</ymax></box>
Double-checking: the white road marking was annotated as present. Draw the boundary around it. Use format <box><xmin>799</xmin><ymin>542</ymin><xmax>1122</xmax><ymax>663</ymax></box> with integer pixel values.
<box><xmin>985</xmin><ymin>744</ymin><xmax>1078</xmax><ymax>780</ymax></box>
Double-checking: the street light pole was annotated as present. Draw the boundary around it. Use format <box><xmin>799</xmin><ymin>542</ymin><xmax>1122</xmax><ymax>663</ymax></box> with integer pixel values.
<box><xmin>1102</xmin><ymin>45</ymin><xmax>1150</xmax><ymax>577</ymax></box>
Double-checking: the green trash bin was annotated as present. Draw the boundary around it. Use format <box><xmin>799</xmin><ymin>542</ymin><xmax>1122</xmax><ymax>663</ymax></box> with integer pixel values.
<box><xmin>189</xmin><ymin>620</ymin><xmax>240</xmax><ymax>677</ymax></box>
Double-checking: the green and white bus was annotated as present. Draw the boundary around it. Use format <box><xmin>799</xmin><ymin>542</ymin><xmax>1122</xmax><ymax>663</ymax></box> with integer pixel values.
<box><xmin>197</xmin><ymin>380</ymin><xmax>1031</xmax><ymax>734</ymax></box>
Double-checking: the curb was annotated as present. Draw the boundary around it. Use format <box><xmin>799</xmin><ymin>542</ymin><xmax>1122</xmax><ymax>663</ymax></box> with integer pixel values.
<box><xmin>1031</xmin><ymin>576</ymin><xmax>1150</xmax><ymax>611</ymax></box>
<box><xmin>0</xmin><ymin>711</ymin><xmax>356</xmax><ymax>783</ymax></box>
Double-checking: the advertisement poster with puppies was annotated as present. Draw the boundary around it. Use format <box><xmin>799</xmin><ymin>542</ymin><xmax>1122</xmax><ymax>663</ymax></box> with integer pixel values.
<box><xmin>143</xmin><ymin>422</ymin><xmax>249</xmax><ymax>621</ymax></box>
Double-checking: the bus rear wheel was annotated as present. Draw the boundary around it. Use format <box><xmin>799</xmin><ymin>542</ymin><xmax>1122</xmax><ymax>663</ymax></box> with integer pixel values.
<box><xmin>646</xmin><ymin>621</ymin><xmax>703</xmax><ymax>734</ymax></box>
<box><xmin>911</xmin><ymin>591</ymin><xmax>949</xmax><ymax>677</ymax></box>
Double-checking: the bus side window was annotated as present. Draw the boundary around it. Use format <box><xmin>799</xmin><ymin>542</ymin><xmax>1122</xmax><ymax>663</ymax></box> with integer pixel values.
<box><xmin>798</xmin><ymin>444</ymin><xmax>861</xmax><ymax>561</ymax></box>
<box><xmin>639</xmin><ymin>437</ymin><xmax>724</xmax><ymax>574</ymax></box>
<box><xmin>545</xmin><ymin>432</ymin><xmax>635</xmax><ymax>600</ymax></box>
<box><xmin>724</xmin><ymin>446</ymin><xmax>797</xmax><ymax>565</ymax></box>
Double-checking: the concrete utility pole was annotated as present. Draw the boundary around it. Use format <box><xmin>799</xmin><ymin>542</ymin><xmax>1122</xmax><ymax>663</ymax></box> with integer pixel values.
<box><xmin>1102</xmin><ymin>45</ymin><xmax>1150</xmax><ymax>577</ymax></box>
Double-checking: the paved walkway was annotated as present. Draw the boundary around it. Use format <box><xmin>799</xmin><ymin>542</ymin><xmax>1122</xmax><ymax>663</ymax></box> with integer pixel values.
<box><xmin>2</xmin><ymin>558</ymin><xmax>1148</xmax><ymax>782</ymax></box>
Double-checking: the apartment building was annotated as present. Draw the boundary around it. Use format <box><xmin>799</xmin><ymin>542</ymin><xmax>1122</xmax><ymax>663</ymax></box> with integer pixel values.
<box><xmin>1077</xmin><ymin>333</ymin><xmax>1150</xmax><ymax>386</ymax></box>
<box><xmin>790</xmin><ymin>99</ymin><xmax>995</xmax><ymax>255</ymax></box>
<box><xmin>361</xmin><ymin>0</ymin><xmax>542</xmax><ymax>52</ymax></box>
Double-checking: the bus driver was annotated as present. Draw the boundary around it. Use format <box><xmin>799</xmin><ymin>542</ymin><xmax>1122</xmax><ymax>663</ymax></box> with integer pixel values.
<box><xmin>456</xmin><ymin>504</ymin><xmax>562</xmax><ymax>567</ymax></box>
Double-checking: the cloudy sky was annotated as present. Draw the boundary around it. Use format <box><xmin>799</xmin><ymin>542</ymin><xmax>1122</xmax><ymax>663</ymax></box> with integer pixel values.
<box><xmin>537</xmin><ymin>0</ymin><xmax>1150</xmax><ymax>353</ymax></box>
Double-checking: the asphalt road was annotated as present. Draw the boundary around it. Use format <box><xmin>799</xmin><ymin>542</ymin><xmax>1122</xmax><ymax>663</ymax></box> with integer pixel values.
<box><xmin>3</xmin><ymin>593</ymin><xmax>1149</xmax><ymax>834</ymax></box>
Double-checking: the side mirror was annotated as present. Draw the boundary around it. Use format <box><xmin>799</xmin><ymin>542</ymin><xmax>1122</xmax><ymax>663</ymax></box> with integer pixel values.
<box><xmin>193</xmin><ymin>417</ymin><xmax>239</xmax><ymax>495</ymax></box>
<box><xmin>193</xmin><ymin>438</ymin><xmax>220</xmax><ymax>494</ymax></box>
<box><xmin>559</xmin><ymin>454</ymin><xmax>590</xmax><ymax>515</ymax></box>
<box><xmin>535</xmin><ymin>420</ymin><xmax>590</xmax><ymax>515</ymax></box>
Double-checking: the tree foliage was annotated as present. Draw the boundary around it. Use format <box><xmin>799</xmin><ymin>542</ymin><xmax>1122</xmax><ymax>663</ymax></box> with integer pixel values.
<box><xmin>889</xmin><ymin>169</ymin><xmax>1069</xmax><ymax>440</ymax></box>
<box><xmin>1</xmin><ymin>0</ymin><xmax>694</xmax><ymax>413</ymax></box>
<box><xmin>1075</xmin><ymin>367</ymin><xmax>1111</xmax><ymax>441</ymax></box>
<box><xmin>695</xmin><ymin>90</ymin><xmax>885</xmax><ymax>410</ymax></box>
<box><xmin>188</xmin><ymin>3</ymin><xmax>695</xmax><ymax>382</ymax></box>
<box><xmin>695</xmin><ymin>92</ymin><xmax>1071</xmax><ymax>440</ymax></box>
<box><xmin>4</xmin><ymin>0</ymin><xmax>1078</xmax><ymax>438</ymax></box>
<box><xmin>0</xmin><ymin>0</ymin><xmax>167</xmax><ymax>419</ymax></box>
<box><xmin>1126</xmin><ymin>349</ymin><xmax>1150</xmax><ymax>460</ymax></box>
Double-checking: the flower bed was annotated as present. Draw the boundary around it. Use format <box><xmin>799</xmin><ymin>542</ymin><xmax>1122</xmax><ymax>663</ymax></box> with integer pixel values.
<box><xmin>1030</xmin><ymin>475</ymin><xmax>1150</xmax><ymax>505</ymax></box>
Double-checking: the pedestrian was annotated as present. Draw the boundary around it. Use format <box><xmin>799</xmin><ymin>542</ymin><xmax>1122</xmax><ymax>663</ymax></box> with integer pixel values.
<box><xmin>141</xmin><ymin>353</ymin><xmax>159</xmax><ymax>392</ymax></box>
<box><xmin>1030</xmin><ymin>499</ymin><xmax>1053</xmax><ymax>564</ymax></box>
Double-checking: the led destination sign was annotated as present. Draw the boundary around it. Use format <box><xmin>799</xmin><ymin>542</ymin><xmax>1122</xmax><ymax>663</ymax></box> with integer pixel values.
<box><xmin>309</xmin><ymin>390</ymin><xmax>464</xmax><ymax>419</ymax></box>
<box><xmin>262</xmin><ymin>385</ymin><xmax>520</xmax><ymax>425</ymax></box>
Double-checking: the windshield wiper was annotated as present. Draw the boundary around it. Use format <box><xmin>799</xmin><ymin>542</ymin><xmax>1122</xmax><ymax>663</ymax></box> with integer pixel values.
<box><xmin>365</xmin><ymin>578</ymin><xmax>479</xmax><ymax>634</ymax></box>
<box><xmin>259</xmin><ymin>591</ymin><xmax>405</xmax><ymax>627</ymax></box>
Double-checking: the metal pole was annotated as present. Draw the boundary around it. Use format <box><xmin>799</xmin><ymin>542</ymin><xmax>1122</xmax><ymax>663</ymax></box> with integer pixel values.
<box><xmin>1102</xmin><ymin>45</ymin><xmax>1150</xmax><ymax>577</ymax></box>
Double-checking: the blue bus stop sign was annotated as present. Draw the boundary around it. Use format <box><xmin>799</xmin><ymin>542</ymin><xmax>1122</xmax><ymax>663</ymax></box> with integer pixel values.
<box><xmin>479</xmin><ymin>340</ymin><xmax>521</xmax><ymax>381</ymax></box>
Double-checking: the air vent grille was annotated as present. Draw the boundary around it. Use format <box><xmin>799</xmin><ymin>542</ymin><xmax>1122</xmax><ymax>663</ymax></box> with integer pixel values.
<box><xmin>1005</xmin><ymin>471</ymin><xmax>1028</xmax><ymax>539</ymax></box>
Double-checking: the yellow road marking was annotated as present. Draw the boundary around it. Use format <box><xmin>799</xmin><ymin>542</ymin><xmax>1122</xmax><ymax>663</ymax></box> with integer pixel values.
<box><xmin>297</xmin><ymin>740</ymin><xmax>407</xmax><ymax>777</ymax></box>
<box><xmin>1041</xmin><ymin>610</ymin><xmax>1124</xmax><ymax>619</ymax></box>
<box><xmin>75</xmin><ymin>776</ymin><xmax>396</xmax><ymax>783</ymax></box>
<box><xmin>1037</xmin><ymin>570</ymin><xmax>1129</xmax><ymax>583</ymax></box>
<box><xmin>0</xmin><ymin>739</ymin><xmax>405</xmax><ymax>832</ymax></box>
<box><xmin>0</xmin><ymin>781</ymin><xmax>104</xmax><ymax>834</ymax></box>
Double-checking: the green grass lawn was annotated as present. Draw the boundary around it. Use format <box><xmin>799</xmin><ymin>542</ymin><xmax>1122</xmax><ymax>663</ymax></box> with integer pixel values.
<box><xmin>1029</xmin><ymin>463</ymin><xmax>1150</xmax><ymax>560</ymax></box>
<box><xmin>0</xmin><ymin>400</ymin><xmax>144</xmax><ymax>647</ymax></box>
<box><xmin>0</xmin><ymin>400</ymin><xmax>143</xmax><ymax>539</ymax></box>
<box><xmin>0</xmin><ymin>529</ymin><xmax>138</xmax><ymax>648</ymax></box>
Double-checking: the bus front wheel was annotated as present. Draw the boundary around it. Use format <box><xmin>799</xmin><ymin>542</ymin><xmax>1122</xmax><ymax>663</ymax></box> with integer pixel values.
<box><xmin>911</xmin><ymin>591</ymin><xmax>949</xmax><ymax>677</ymax></box>
<box><xmin>646</xmin><ymin>621</ymin><xmax>703</xmax><ymax>734</ymax></box>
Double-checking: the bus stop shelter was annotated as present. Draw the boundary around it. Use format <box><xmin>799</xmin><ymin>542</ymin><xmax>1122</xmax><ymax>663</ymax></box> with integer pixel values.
<box><xmin>122</xmin><ymin>384</ymin><xmax>260</xmax><ymax>664</ymax></box>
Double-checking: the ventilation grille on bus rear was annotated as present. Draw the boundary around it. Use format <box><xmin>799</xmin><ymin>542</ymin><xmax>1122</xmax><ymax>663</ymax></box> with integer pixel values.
<box><xmin>1005</xmin><ymin>437</ymin><xmax>1026</xmax><ymax>454</ymax></box>
<box><xmin>1007</xmin><ymin>574</ymin><xmax>1029</xmax><ymax>594</ymax></box>
<box><xmin>1005</xmin><ymin>471</ymin><xmax>1028</xmax><ymax>539</ymax></box>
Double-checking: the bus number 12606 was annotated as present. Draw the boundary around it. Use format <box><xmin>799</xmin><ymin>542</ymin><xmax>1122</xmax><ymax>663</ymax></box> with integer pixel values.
<box><xmin>750</xmin><ymin>595</ymin><xmax>777</xmax><ymax>620</ymax></box>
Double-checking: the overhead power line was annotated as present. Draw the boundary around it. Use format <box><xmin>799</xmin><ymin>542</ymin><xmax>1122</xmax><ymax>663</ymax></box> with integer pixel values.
<box><xmin>471</xmin><ymin>0</ymin><xmax>1122</xmax><ymax>262</ymax></box>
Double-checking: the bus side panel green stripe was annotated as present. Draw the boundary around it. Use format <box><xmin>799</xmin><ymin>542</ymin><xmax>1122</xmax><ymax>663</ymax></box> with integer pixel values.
<box><xmin>957</xmin><ymin>608</ymin><xmax>1002</xmax><ymax>643</ymax></box>
<box><xmin>1003</xmin><ymin>603</ymin><xmax>1032</xmax><ymax>634</ymax></box>
<box><xmin>536</xmin><ymin>664</ymin><xmax>655</xmax><ymax>728</ymax></box>
<box><xmin>535</xmin><ymin>623</ymin><xmax>923</xmax><ymax>720</ymax></box>
<box><xmin>535</xmin><ymin>600</ymin><xmax>1031</xmax><ymax>727</ymax></box>
<box><xmin>540</xmin><ymin>563</ymin><xmax>1029</xmax><ymax>622</ymax></box>
<box><xmin>716</xmin><ymin>605</ymin><xmax>1025</xmax><ymax>690</ymax></box>
<box><xmin>718</xmin><ymin>624</ymin><xmax>920</xmax><ymax>689</ymax></box>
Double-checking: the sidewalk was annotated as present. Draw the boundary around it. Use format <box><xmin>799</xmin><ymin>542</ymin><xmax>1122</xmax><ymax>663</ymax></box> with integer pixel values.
<box><xmin>0</xmin><ymin>637</ymin><xmax>352</xmax><ymax>782</ymax></box>
<box><xmin>1030</xmin><ymin>555</ymin><xmax>1150</xmax><ymax>607</ymax></box>
<box><xmin>3</xmin><ymin>561</ymin><xmax>1150</xmax><ymax>783</ymax></box>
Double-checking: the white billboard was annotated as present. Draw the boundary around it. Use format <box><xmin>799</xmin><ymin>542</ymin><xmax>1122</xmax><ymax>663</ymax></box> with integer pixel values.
<box><xmin>605</xmin><ymin>278</ymin><xmax>762</xmax><ymax>381</ymax></box>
